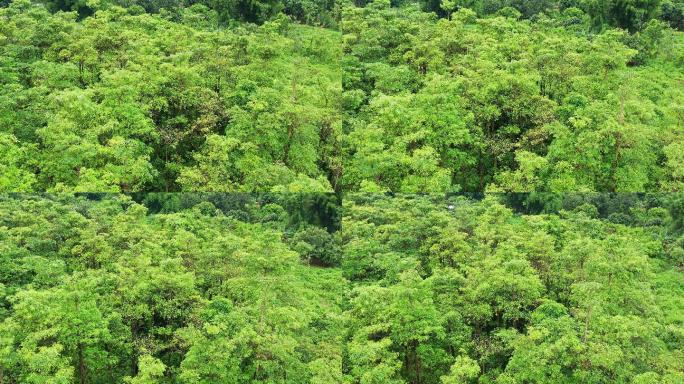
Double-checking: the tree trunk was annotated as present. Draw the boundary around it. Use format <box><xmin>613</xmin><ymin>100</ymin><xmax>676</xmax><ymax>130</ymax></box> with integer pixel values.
<box><xmin>130</xmin><ymin>321</ymin><xmax>139</xmax><ymax>376</ymax></box>
<box><xmin>78</xmin><ymin>342</ymin><xmax>87</xmax><ymax>384</ymax></box>
<box><xmin>582</xmin><ymin>306</ymin><xmax>593</xmax><ymax>343</ymax></box>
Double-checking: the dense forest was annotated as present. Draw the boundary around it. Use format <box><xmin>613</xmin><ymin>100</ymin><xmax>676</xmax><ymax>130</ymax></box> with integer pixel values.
<box><xmin>342</xmin><ymin>1</ymin><xmax>684</xmax><ymax>193</ymax></box>
<box><xmin>0</xmin><ymin>193</ymin><xmax>346</xmax><ymax>383</ymax></box>
<box><xmin>1</xmin><ymin>0</ymin><xmax>341</xmax><ymax>192</ymax></box>
<box><xmin>0</xmin><ymin>193</ymin><xmax>682</xmax><ymax>383</ymax></box>
<box><xmin>341</xmin><ymin>193</ymin><xmax>683</xmax><ymax>383</ymax></box>
<box><xmin>2</xmin><ymin>0</ymin><xmax>684</xmax><ymax>193</ymax></box>
<box><xmin>2</xmin><ymin>0</ymin><xmax>684</xmax><ymax>382</ymax></box>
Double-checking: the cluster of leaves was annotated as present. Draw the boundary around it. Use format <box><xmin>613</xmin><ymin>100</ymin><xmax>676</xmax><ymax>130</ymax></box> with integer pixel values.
<box><xmin>341</xmin><ymin>193</ymin><xmax>684</xmax><ymax>383</ymax></box>
<box><xmin>0</xmin><ymin>193</ymin><xmax>346</xmax><ymax>383</ymax></box>
<box><xmin>0</xmin><ymin>0</ymin><xmax>341</xmax><ymax>193</ymax></box>
<box><xmin>662</xmin><ymin>0</ymin><xmax>684</xmax><ymax>30</ymax></box>
<box><xmin>341</xmin><ymin>2</ymin><xmax>684</xmax><ymax>193</ymax></box>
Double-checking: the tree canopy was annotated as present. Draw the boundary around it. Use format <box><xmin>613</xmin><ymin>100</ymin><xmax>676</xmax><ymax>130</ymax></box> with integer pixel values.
<box><xmin>0</xmin><ymin>1</ymin><xmax>341</xmax><ymax>193</ymax></box>
<box><xmin>0</xmin><ymin>193</ymin><xmax>682</xmax><ymax>383</ymax></box>
<box><xmin>2</xmin><ymin>0</ymin><xmax>684</xmax><ymax>194</ymax></box>
<box><xmin>341</xmin><ymin>193</ymin><xmax>684</xmax><ymax>383</ymax></box>
<box><xmin>1</xmin><ymin>0</ymin><xmax>683</xmax><ymax>381</ymax></box>
<box><xmin>0</xmin><ymin>193</ymin><xmax>346</xmax><ymax>383</ymax></box>
<box><xmin>341</xmin><ymin>2</ymin><xmax>684</xmax><ymax>193</ymax></box>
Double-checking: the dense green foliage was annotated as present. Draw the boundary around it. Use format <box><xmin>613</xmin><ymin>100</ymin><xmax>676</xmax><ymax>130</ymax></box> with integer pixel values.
<box><xmin>662</xmin><ymin>0</ymin><xmax>684</xmax><ymax>29</ymax></box>
<box><xmin>1</xmin><ymin>193</ymin><xmax>682</xmax><ymax>383</ymax></box>
<box><xmin>341</xmin><ymin>2</ymin><xmax>684</xmax><ymax>193</ymax></box>
<box><xmin>0</xmin><ymin>194</ymin><xmax>345</xmax><ymax>383</ymax></box>
<box><xmin>341</xmin><ymin>193</ymin><xmax>684</xmax><ymax>383</ymax></box>
<box><xmin>2</xmin><ymin>0</ymin><xmax>684</xmax><ymax>380</ymax></box>
<box><xmin>35</xmin><ymin>0</ymin><xmax>340</xmax><ymax>27</ymax></box>
<box><xmin>416</xmin><ymin>0</ymin><xmax>683</xmax><ymax>32</ymax></box>
<box><xmin>0</xmin><ymin>1</ymin><xmax>341</xmax><ymax>192</ymax></box>
<box><xmin>3</xmin><ymin>0</ymin><xmax>684</xmax><ymax>194</ymax></box>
